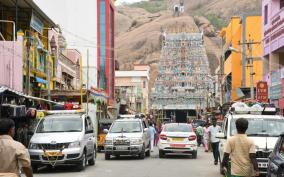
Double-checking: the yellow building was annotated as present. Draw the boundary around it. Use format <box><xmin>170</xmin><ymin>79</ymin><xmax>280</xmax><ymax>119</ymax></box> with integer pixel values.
<box><xmin>220</xmin><ymin>16</ymin><xmax>263</xmax><ymax>101</ymax></box>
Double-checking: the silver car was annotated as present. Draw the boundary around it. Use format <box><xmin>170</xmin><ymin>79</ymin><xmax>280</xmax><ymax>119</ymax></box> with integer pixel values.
<box><xmin>104</xmin><ymin>116</ymin><xmax>151</xmax><ymax>159</ymax></box>
<box><xmin>28</xmin><ymin>110</ymin><xmax>96</xmax><ymax>172</ymax></box>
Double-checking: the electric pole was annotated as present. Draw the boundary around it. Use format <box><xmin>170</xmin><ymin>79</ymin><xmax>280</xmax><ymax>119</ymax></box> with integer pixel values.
<box><xmin>239</xmin><ymin>36</ymin><xmax>261</xmax><ymax>100</ymax></box>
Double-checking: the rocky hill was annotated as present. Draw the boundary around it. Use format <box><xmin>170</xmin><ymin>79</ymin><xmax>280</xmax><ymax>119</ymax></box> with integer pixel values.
<box><xmin>115</xmin><ymin>0</ymin><xmax>261</xmax><ymax>88</ymax></box>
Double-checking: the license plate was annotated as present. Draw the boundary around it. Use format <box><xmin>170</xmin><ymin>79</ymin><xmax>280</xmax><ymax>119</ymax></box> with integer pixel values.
<box><xmin>44</xmin><ymin>151</ymin><xmax>63</xmax><ymax>157</ymax></box>
<box><xmin>258</xmin><ymin>162</ymin><xmax>268</xmax><ymax>168</ymax></box>
<box><xmin>170</xmin><ymin>144</ymin><xmax>186</xmax><ymax>148</ymax></box>
<box><xmin>171</xmin><ymin>138</ymin><xmax>184</xmax><ymax>142</ymax></box>
<box><xmin>116</xmin><ymin>146</ymin><xmax>128</xmax><ymax>150</ymax></box>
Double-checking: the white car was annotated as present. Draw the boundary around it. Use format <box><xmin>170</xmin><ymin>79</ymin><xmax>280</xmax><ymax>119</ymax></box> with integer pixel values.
<box><xmin>158</xmin><ymin>123</ymin><xmax>198</xmax><ymax>158</ymax></box>
<box><xmin>217</xmin><ymin>102</ymin><xmax>284</xmax><ymax>175</ymax></box>
<box><xmin>29</xmin><ymin>110</ymin><xmax>96</xmax><ymax>172</ymax></box>
<box><xmin>104</xmin><ymin>115</ymin><xmax>151</xmax><ymax>160</ymax></box>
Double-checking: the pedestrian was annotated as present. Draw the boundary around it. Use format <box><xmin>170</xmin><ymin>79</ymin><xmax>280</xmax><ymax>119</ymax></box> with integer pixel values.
<box><xmin>196</xmin><ymin>124</ymin><xmax>203</xmax><ymax>147</ymax></box>
<box><xmin>221</xmin><ymin>118</ymin><xmax>259</xmax><ymax>177</ymax></box>
<box><xmin>203</xmin><ymin>123</ymin><xmax>210</xmax><ymax>152</ymax></box>
<box><xmin>154</xmin><ymin>124</ymin><xmax>160</xmax><ymax>146</ymax></box>
<box><xmin>208</xmin><ymin>117</ymin><xmax>221</xmax><ymax>165</ymax></box>
<box><xmin>0</xmin><ymin>119</ymin><xmax>33</xmax><ymax>177</ymax></box>
<box><xmin>149</xmin><ymin>123</ymin><xmax>156</xmax><ymax>152</ymax></box>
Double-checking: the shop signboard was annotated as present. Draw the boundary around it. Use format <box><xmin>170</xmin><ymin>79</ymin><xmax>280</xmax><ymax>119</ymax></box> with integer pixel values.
<box><xmin>256</xmin><ymin>81</ymin><xmax>268</xmax><ymax>103</ymax></box>
<box><xmin>281</xmin><ymin>67</ymin><xmax>284</xmax><ymax>79</ymax></box>
<box><xmin>30</xmin><ymin>12</ymin><xmax>44</xmax><ymax>34</ymax></box>
<box><xmin>269</xmin><ymin>84</ymin><xmax>282</xmax><ymax>100</ymax></box>
<box><xmin>271</xmin><ymin>71</ymin><xmax>281</xmax><ymax>86</ymax></box>
<box><xmin>282</xmin><ymin>79</ymin><xmax>284</xmax><ymax>97</ymax></box>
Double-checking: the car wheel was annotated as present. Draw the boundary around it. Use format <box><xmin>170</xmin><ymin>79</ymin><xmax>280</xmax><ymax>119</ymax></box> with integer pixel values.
<box><xmin>139</xmin><ymin>146</ymin><xmax>145</xmax><ymax>159</ymax></box>
<box><xmin>32</xmin><ymin>165</ymin><xmax>38</xmax><ymax>173</ymax></box>
<box><xmin>105</xmin><ymin>153</ymin><xmax>111</xmax><ymax>160</ymax></box>
<box><xmin>159</xmin><ymin>150</ymin><xmax>165</xmax><ymax>158</ymax></box>
<box><xmin>145</xmin><ymin>149</ymin><xmax>151</xmax><ymax>157</ymax></box>
<box><xmin>78</xmin><ymin>152</ymin><xmax>87</xmax><ymax>171</ymax></box>
<box><xmin>88</xmin><ymin>151</ymin><xmax>95</xmax><ymax>166</ymax></box>
<box><xmin>192</xmin><ymin>151</ymin><xmax>197</xmax><ymax>159</ymax></box>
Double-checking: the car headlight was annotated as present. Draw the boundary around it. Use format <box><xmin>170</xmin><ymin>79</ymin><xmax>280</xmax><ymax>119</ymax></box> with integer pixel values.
<box><xmin>104</xmin><ymin>138</ymin><xmax>113</xmax><ymax>145</ymax></box>
<box><xmin>131</xmin><ymin>138</ymin><xmax>143</xmax><ymax>145</ymax></box>
<box><xmin>68</xmin><ymin>141</ymin><xmax>81</xmax><ymax>148</ymax></box>
<box><xmin>29</xmin><ymin>143</ymin><xmax>39</xmax><ymax>149</ymax></box>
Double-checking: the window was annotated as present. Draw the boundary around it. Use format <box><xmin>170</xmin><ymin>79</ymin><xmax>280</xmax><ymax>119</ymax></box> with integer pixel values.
<box><xmin>264</xmin><ymin>5</ymin><xmax>268</xmax><ymax>25</ymax></box>
<box><xmin>99</xmin><ymin>0</ymin><xmax>106</xmax><ymax>89</ymax></box>
<box><xmin>281</xmin><ymin>0</ymin><xmax>284</xmax><ymax>9</ymax></box>
<box><xmin>85</xmin><ymin>117</ymin><xmax>93</xmax><ymax>133</ymax></box>
<box><xmin>280</xmin><ymin>138</ymin><xmax>284</xmax><ymax>157</ymax></box>
<box><xmin>142</xmin><ymin>121</ymin><xmax>147</xmax><ymax>129</ymax></box>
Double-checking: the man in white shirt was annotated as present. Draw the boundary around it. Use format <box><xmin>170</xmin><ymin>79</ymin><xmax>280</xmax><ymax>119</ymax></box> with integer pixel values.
<box><xmin>209</xmin><ymin>118</ymin><xmax>221</xmax><ymax>165</ymax></box>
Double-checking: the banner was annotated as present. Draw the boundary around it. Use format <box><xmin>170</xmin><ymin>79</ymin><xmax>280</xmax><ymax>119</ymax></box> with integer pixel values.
<box><xmin>30</xmin><ymin>12</ymin><xmax>44</xmax><ymax>34</ymax></box>
<box><xmin>256</xmin><ymin>81</ymin><xmax>268</xmax><ymax>103</ymax></box>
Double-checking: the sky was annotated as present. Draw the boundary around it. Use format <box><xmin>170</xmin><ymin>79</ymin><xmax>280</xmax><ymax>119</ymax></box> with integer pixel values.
<box><xmin>34</xmin><ymin>0</ymin><xmax>99</xmax><ymax>87</ymax></box>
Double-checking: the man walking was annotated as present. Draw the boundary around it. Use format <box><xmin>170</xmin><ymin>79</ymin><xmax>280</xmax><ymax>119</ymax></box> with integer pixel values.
<box><xmin>0</xmin><ymin>119</ymin><xmax>33</xmax><ymax>177</ymax></box>
<box><xmin>149</xmin><ymin>123</ymin><xmax>156</xmax><ymax>152</ymax></box>
<box><xmin>196</xmin><ymin>124</ymin><xmax>203</xmax><ymax>147</ymax></box>
<box><xmin>209</xmin><ymin>118</ymin><xmax>221</xmax><ymax>165</ymax></box>
<box><xmin>221</xmin><ymin>118</ymin><xmax>259</xmax><ymax>177</ymax></box>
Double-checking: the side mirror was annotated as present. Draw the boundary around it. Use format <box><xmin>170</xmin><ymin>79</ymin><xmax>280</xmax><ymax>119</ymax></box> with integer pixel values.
<box><xmin>86</xmin><ymin>129</ymin><xmax>94</xmax><ymax>134</ymax></box>
<box><xmin>103</xmin><ymin>129</ymin><xmax>109</xmax><ymax>134</ymax></box>
<box><xmin>28</xmin><ymin>131</ymin><xmax>34</xmax><ymax>136</ymax></box>
<box><xmin>280</xmin><ymin>162</ymin><xmax>284</xmax><ymax>169</ymax></box>
<box><xmin>216</xmin><ymin>132</ymin><xmax>226</xmax><ymax>139</ymax></box>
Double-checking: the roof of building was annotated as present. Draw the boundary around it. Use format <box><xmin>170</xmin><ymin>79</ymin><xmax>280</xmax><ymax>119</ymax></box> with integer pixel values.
<box><xmin>115</xmin><ymin>71</ymin><xmax>149</xmax><ymax>80</ymax></box>
<box><xmin>0</xmin><ymin>86</ymin><xmax>61</xmax><ymax>105</ymax></box>
<box><xmin>1</xmin><ymin>0</ymin><xmax>57</xmax><ymax>27</ymax></box>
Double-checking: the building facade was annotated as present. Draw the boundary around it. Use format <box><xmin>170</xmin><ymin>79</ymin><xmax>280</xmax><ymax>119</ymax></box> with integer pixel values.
<box><xmin>115</xmin><ymin>65</ymin><xmax>150</xmax><ymax>114</ymax></box>
<box><xmin>262</xmin><ymin>0</ymin><xmax>284</xmax><ymax>110</ymax></box>
<box><xmin>0</xmin><ymin>32</ymin><xmax>23</xmax><ymax>92</ymax></box>
<box><xmin>221</xmin><ymin>16</ymin><xmax>263</xmax><ymax>102</ymax></box>
<box><xmin>97</xmin><ymin>0</ymin><xmax>115</xmax><ymax>105</ymax></box>
<box><xmin>0</xmin><ymin>0</ymin><xmax>57</xmax><ymax>97</ymax></box>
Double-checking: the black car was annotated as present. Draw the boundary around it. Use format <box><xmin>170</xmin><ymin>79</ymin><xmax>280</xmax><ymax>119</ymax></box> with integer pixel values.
<box><xmin>267</xmin><ymin>133</ymin><xmax>284</xmax><ymax>177</ymax></box>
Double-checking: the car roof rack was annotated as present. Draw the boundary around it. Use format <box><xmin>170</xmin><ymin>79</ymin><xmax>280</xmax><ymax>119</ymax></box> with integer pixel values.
<box><xmin>229</xmin><ymin>102</ymin><xmax>278</xmax><ymax>115</ymax></box>
<box><xmin>46</xmin><ymin>109</ymin><xmax>86</xmax><ymax>115</ymax></box>
<box><xmin>117</xmin><ymin>114</ymin><xmax>144</xmax><ymax>119</ymax></box>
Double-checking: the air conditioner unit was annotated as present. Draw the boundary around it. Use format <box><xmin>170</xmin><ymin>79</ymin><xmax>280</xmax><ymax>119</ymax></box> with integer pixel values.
<box><xmin>1</xmin><ymin>104</ymin><xmax>26</xmax><ymax>118</ymax></box>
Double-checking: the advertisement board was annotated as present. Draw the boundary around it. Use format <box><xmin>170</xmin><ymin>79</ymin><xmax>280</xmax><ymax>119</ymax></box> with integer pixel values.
<box><xmin>256</xmin><ymin>81</ymin><xmax>268</xmax><ymax>103</ymax></box>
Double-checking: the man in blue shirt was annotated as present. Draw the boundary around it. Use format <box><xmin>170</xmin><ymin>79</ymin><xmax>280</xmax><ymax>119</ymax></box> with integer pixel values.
<box><xmin>149</xmin><ymin>123</ymin><xmax>156</xmax><ymax>152</ymax></box>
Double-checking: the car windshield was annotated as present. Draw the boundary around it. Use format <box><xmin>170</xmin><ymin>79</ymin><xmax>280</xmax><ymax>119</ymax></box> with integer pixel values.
<box><xmin>230</xmin><ymin>118</ymin><xmax>284</xmax><ymax>137</ymax></box>
<box><xmin>164</xmin><ymin>124</ymin><xmax>192</xmax><ymax>132</ymax></box>
<box><xmin>36</xmin><ymin>116</ymin><xmax>82</xmax><ymax>133</ymax></box>
<box><xmin>192</xmin><ymin>120</ymin><xmax>205</xmax><ymax>127</ymax></box>
<box><xmin>109</xmin><ymin>121</ymin><xmax>141</xmax><ymax>133</ymax></box>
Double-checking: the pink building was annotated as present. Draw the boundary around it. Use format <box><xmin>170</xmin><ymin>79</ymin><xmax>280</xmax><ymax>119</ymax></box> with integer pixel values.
<box><xmin>262</xmin><ymin>0</ymin><xmax>284</xmax><ymax>110</ymax></box>
<box><xmin>0</xmin><ymin>34</ymin><xmax>23</xmax><ymax>92</ymax></box>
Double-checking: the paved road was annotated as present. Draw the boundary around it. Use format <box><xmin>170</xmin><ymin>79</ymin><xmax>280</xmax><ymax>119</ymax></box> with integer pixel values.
<box><xmin>35</xmin><ymin>147</ymin><xmax>222</xmax><ymax>177</ymax></box>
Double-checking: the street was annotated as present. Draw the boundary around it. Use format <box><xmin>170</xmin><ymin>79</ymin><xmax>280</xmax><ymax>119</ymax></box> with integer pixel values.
<box><xmin>34</xmin><ymin>147</ymin><xmax>222</xmax><ymax>177</ymax></box>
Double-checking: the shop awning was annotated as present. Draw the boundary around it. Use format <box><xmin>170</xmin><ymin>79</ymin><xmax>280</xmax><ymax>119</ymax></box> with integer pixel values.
<box><xmin>35</xmin><ymin>77</ymin><xmax>48</xmax><ymax>84</ymax></box>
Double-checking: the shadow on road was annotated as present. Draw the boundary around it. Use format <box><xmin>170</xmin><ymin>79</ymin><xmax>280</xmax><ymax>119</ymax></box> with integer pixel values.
<box><xmin>36</xmin><ymin>165</ymin><xmax>83</xmax><ymax>174</ymax></box>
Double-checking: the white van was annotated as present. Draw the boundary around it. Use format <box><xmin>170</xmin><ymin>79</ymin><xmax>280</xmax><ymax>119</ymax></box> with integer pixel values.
<box><xmin>217</xmin><ymin>102</ymin><xmax>284</xmax><ymax>175</ymax></box>
<box><xmin>29</xmin><ymin>110</ymin><xmax>96</xmax><ymax>172</ymax></box>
